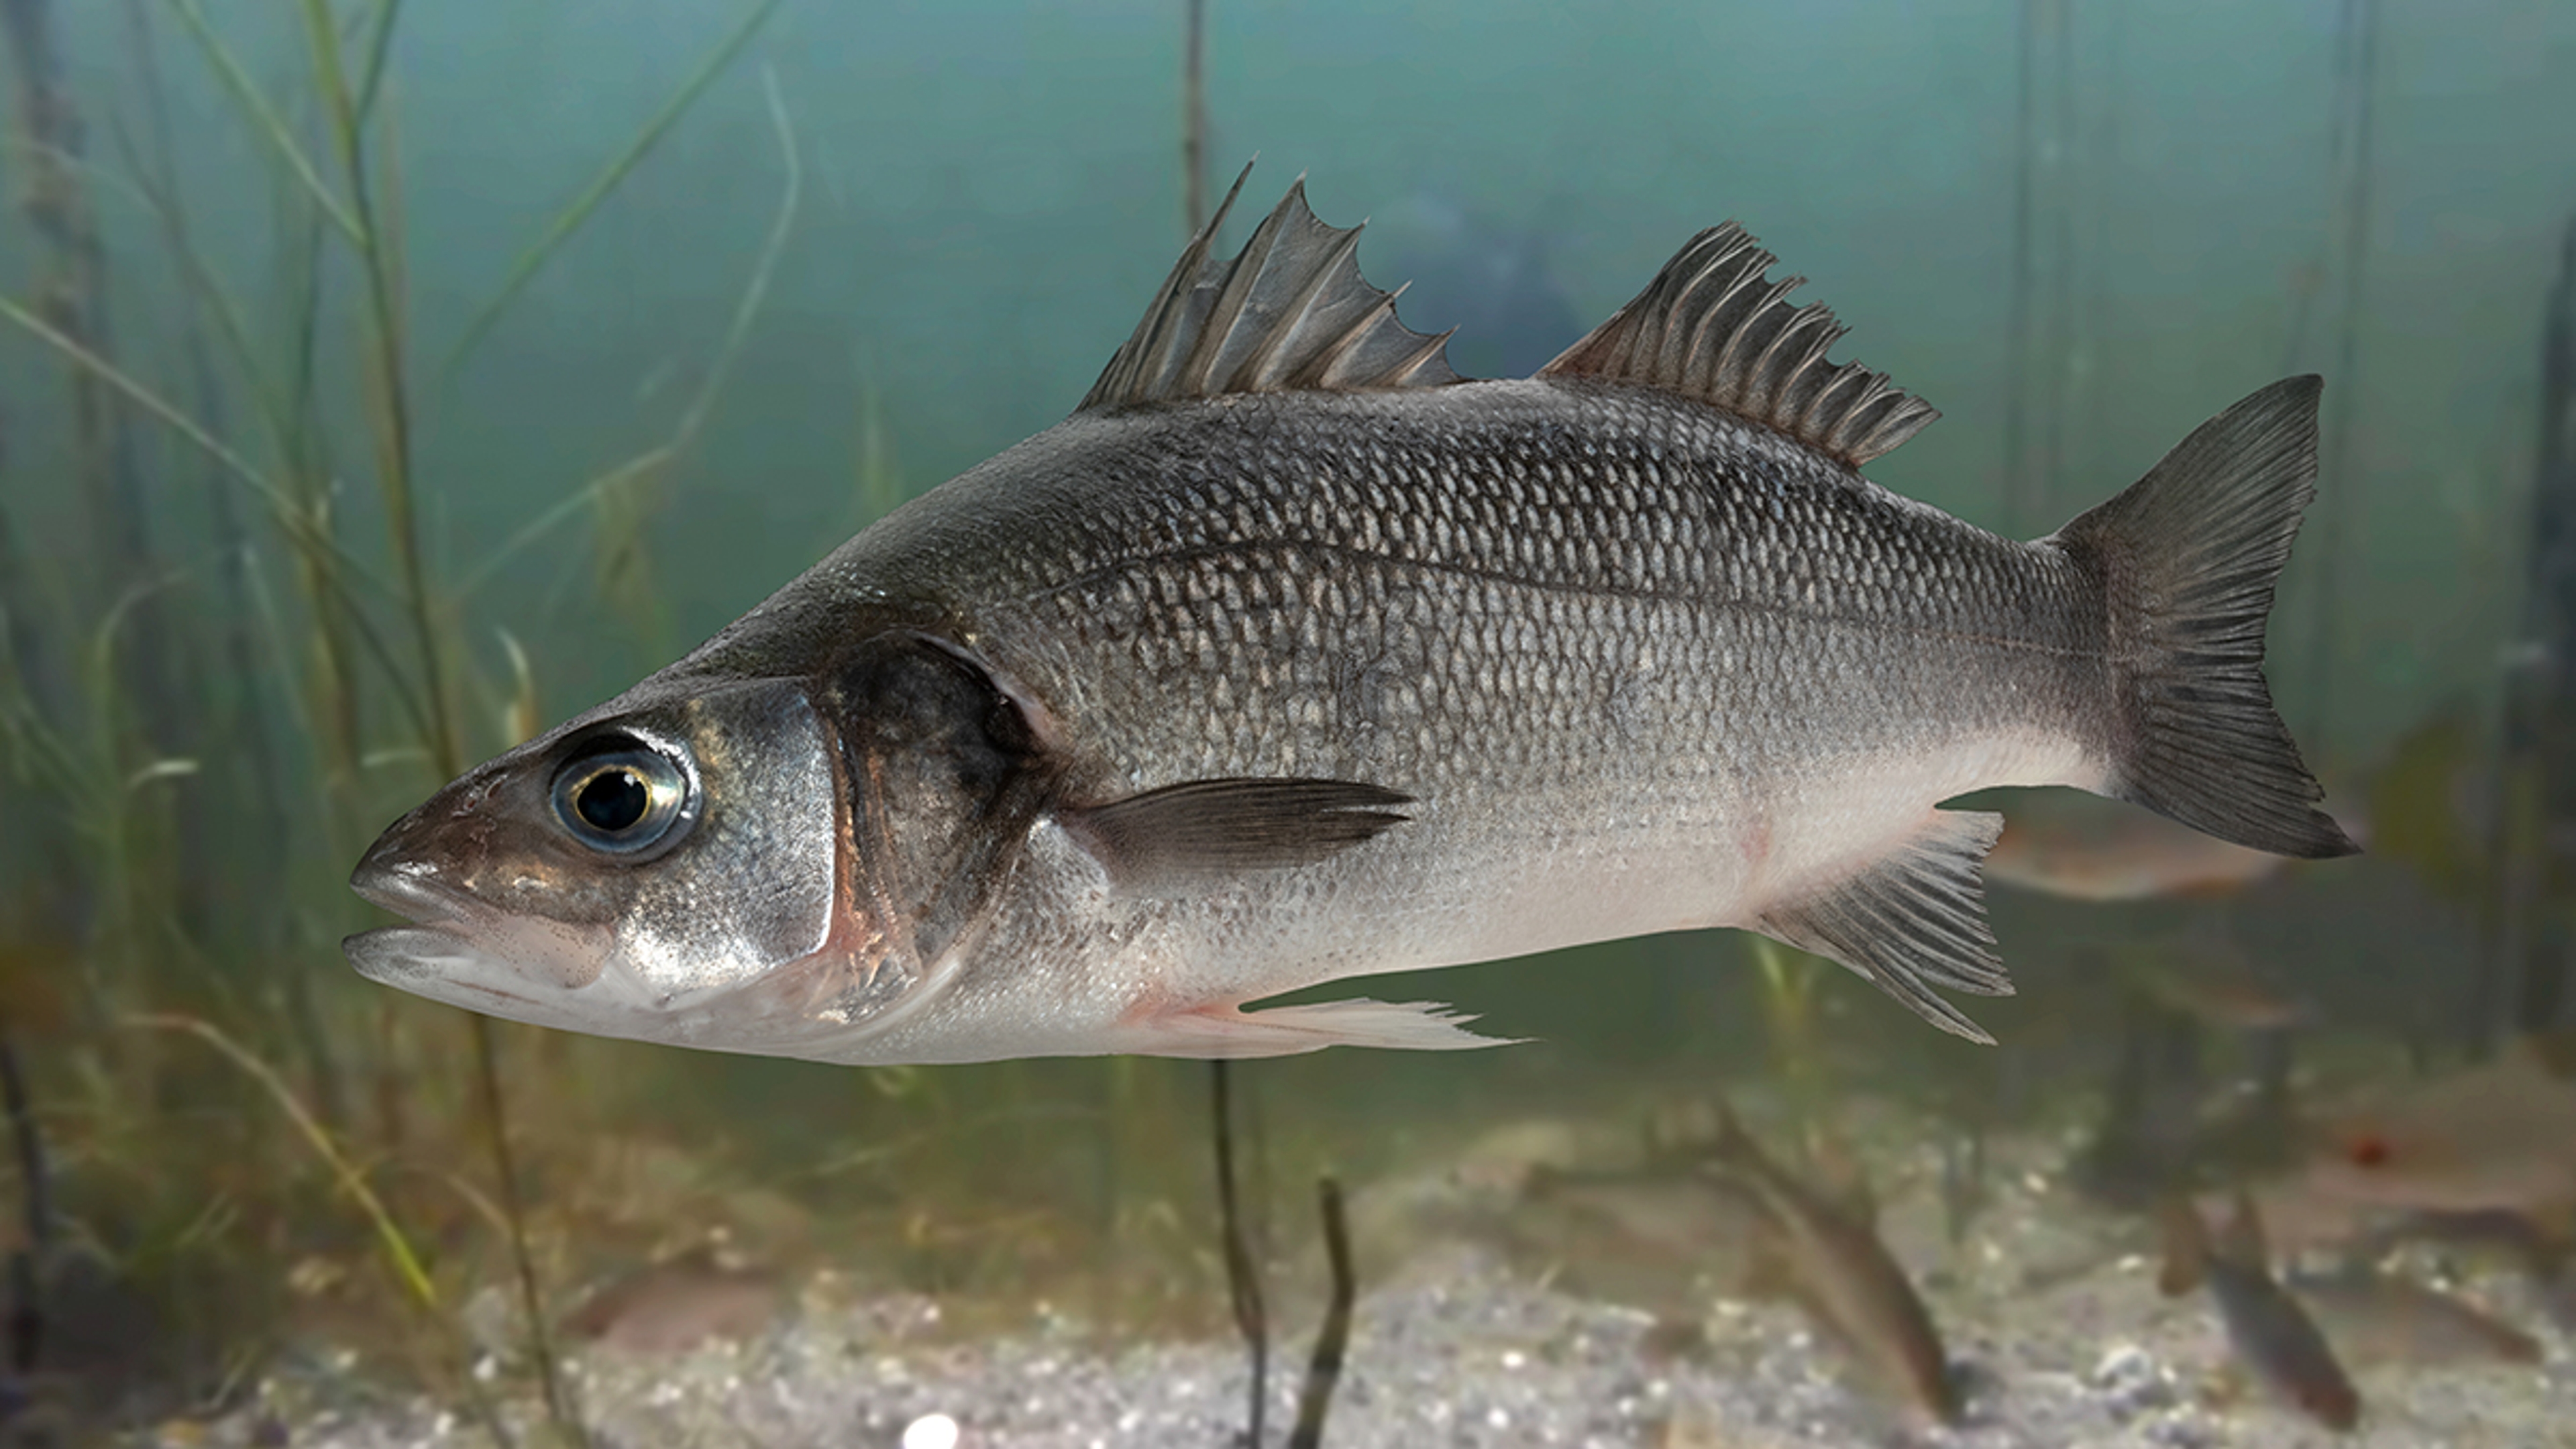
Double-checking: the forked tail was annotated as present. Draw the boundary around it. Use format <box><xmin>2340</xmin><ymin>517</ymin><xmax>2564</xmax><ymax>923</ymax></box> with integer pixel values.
<box><xmin>2047</xmin><ymin>374</ymin><xmax>2359</xmax><ymax>859</ymax></box>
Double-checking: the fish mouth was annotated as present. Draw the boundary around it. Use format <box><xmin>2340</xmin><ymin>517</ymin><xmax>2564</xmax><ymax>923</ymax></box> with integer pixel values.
<box><xmin>346</xmin><ymin>840</ymin><xmax>616</xmax><ymax>1015</ymax></box>
<box><xmin>340</xmin><ymin>924</ymin><xmax>661</xmax><ymax>1042</ymax></box>
<box><xmin>346</xmin><ymin>839</ymin><xmax>519</xmax><ymax>995</ymax></box>
<box><xmin>343</xmin><ymin>924</ymin><xmax>535</xmax><ymax>1005</ymax></box>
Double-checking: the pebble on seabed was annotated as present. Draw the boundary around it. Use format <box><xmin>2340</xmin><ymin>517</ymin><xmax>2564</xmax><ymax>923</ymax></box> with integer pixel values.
<box><xmin>902</xmin><ymin>1411</ymin><xmax>960</xmax><ymax>1449</ymax></box>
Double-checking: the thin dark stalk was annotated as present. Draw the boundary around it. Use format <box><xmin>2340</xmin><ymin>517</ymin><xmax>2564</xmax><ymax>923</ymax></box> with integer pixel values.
<box><xmin>2518</xmin><ymin>220</ymin><xmax>2576</xmax><ymax>1036</ymax></box>
<box><xmin>2300</xmin><ymin>0</ymin><xmax>2381</xmax><ymax>758</ymax></box>
<box><xmin>1212</xmin><ymin>1061</ymin><xmax>1267</xmax><ymax>1448</ymax></box>
<box><xmin>2077</xmin><ymin>0</ymin><xmax>2126</xmax><ymax>482</ymax></box>
<box><xmin>2037</xmin><ymin>0</ymin><xmax>2075</xmax><ymax>514</ymax></box>
<box><xmin>1181</xmin><ymin>0</ymin><xmax>1208</xmax><ymax>232</ymax></box>
<box><xmin>472</xmin><ymin>1015</ymin><xmax>578</xmax><ymax>1439</ymax></box>
<box><xmin>278</xmin><ymin>199</ymin><xmax>370</xmax><ymax>787</ymax></box>
<box><xmin>0</xmin><ymin>1031</ymin><xmax>45</xmax><ymax>1377</ymax></box>
<box><xmin>299</xmin><ymin>5</ymin><xmax>568</xmax><ymax>1432</ymax></box>
<box><xmin>297</xmin><ymin>0</ymin><xmax>456</xmax><ymax>780</ymax></box>
<box><xmin>355</xmin><ymin>0</ymin><xmax>404</xmax><ymax>125</ymax></box>
<box><xmin>2480</xmin><ymin>216</ymin><xmax>2576</xmax><ymax>1046</ymax></box>
<box><xmin>167</xmin><ymin>0</ymin><xmax>360</xmax><ymax>244</ymax></box>
<box><xmin>1285</xmin><ymin>1177</ymin><xmax>1353</xmax><ymax>1449</ymax></box>
<box><xmin>0</xmin><ymin>492</ymin><xmax>58</xmax><ymax>737</ymax></box>
<box><xmin>2000</xmin><ymin>0</ymin><xmax>2040</xmax><ymax>533</ymax></box>
<box><xmin>3</xmin><ymin>0</ymin><xmax>156</xmax><ymax>596</ymax></box>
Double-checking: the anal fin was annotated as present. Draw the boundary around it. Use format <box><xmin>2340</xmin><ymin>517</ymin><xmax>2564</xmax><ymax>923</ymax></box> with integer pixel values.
<box><xmin>1751</xmin><ymin>810</ymin><xmax>2012</xmax><ymax>1045</ymax></box>
<box><xmin>1113</xmin><ymin>998</ymin><xmax>1516</xmax><ymax>1059</ymax></box>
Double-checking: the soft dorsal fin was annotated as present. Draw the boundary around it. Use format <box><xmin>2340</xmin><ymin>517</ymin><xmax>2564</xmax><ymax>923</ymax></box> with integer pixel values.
<box><xmin>1079</xmin><ymin>166</ymin><xmax>1463</xmax><ymax>412</ymax></box>
<box><xmin>1540</xmin><ymin>223</ymin><xmax>1937</xmax><ymax>467</ymax></box>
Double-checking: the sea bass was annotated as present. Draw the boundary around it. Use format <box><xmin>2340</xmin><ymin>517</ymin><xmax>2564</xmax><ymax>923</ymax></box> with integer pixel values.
<box><xmin>345</xmin><ymin>171</ymin><xmax>2355</xmax><ymax>1063</ymax></box>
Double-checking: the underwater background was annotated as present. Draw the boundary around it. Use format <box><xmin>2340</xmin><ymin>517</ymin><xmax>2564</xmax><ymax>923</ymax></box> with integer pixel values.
<box><xmin>2</xmin><ymin>1</ymin><xmax>2575</xmax><ymax>1444</ymax></box>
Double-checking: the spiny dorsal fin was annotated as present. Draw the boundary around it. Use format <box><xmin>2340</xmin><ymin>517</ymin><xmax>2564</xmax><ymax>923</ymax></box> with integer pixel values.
<box><xmin>1540</xmin><ymin>223</ymin><xmax>1936</xmax><ymax>467</ymax></box>
<box><xmin>1079</xmin><ymin>165</ymin><xmax>1463</xmax><ymax>413</ymax></box>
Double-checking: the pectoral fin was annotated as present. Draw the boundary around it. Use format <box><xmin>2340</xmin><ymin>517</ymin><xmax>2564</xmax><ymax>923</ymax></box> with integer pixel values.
<box><xmin>1060</xmin><ymin>776</ymin><xmax>1413</xmax><ymax>896</ymax></box>
<box><xmin>1752</xmin><ymin>810</ymin><xmax>2012</xmax><ymax>1045</ymax></box>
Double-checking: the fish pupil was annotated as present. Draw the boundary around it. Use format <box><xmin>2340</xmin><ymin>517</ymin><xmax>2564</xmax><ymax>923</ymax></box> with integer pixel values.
<box><xmin>578</xmin><ymin>768</ymin><xmax>649</xmax><ymax>832</ymax></box>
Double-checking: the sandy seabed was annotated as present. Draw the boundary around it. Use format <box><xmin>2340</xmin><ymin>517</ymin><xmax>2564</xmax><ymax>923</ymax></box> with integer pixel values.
<box><xmin>202</xmin><ymin>1142</ymin><xmax>2576</xmax><ymax>1449</ymax></box>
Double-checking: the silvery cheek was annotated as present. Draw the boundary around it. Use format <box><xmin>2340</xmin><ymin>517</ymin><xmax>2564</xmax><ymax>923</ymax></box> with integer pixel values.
<box><xmin>607</xmin><ymin>689</ymin><xmax>839</xmax><ymax>998</ymax></box>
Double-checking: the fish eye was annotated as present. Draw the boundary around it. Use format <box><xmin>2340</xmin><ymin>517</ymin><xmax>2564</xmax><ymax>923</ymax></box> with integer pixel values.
<box><xmin>550</xmin><ymin>739</ymin><xmax>692</xmax><ymax>856</ymax></box>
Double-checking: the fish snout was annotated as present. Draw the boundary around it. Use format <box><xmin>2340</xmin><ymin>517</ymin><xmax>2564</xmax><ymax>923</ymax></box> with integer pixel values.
<box><xmin>351</xmin><ymin>816</ymin><xmax>472</xmax><ymax>924</ymax></box>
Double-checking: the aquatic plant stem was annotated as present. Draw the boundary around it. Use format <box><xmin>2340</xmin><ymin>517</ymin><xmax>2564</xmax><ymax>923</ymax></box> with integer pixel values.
<box><xmin>0</xmin><ymin>1030</ymin><xmax>45</xmax><ymax>1377</ymax></box>
<box><xmin>297</xmin><ymin>0</ymin><xmax>456</xmax><ymax>780</ymax></box>
<box><xmin>439</xmin><ymin>0</ymin><xmax>784</xmax><ymax>384</ymax></box>
<box><xmin>1751</xmin><ymin>936</ymin><xmax>1827</xmax><ymax>1112</ymax></box>
<box><xmin>1285</xmin><ymin>1176</ymin><xmax>1352</xmax><ymax>1449</ymax></box>
<box><xmin>0</xmin><ymin>266</ymin><xmax>446</xmax><ymax>806</ymax></box>
<box><xmin>8</xmin><ymin>0</ymin><xmax>199</xmax><ymax>940</ymax></box>
<box><xmin>1181</xmin><ymin>0</ymin><xmax>1208</xmax><ymax>232</ymax></box>
<box><xmin>129</xmin><ymin>1014</ymin><xmax>435</xmax><ymax>1310</ymax></box>
<box><xmin>2000</xmin><ymin>0</ymin><xmax>2040</xmax><ymax>533</ymax></box>
<box><xmin>298</xmin><ymin>1</ymin><xmax>570</xmax><ymax>1431</ymax></box>
<box><xmin>470</xmin><ymin>1012</ymin><xmax>580</xmax><ymax>1440</ymax></box>
<box><xmin>1211</xmin><ymin>1060</ymin><xmax>1267</xmax><ymax>1447</ymax></box>
<box><xmin>354</xmin><ymin>0</ymin><xmax>404</xmax><ymax>124</ymax></box>
<box><xmin>129</xmin><ymin>1013</ymin><xmax>517</xmax><ymax>1444</ymax></box>
<box><xmin>2300</xmin><ymin>0</ymin><xmax>2381</xmax><ymax>760</ymax></box>
<box><xmin>165</xmin><ymin>0</ymin><xmax>361</xmax><ymax>244</ymax></box>
<box><xmin>2481</xmin><ymin>217</ymin><xmax>2576</xmax><ymax>1046</ymax></box>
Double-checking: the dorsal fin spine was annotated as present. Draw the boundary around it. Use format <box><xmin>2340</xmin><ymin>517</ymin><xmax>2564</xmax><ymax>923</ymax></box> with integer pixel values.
<box><xmin>1140</xmin><ymin>167</ymin><xmax>1253</xmax><ymax>392</ymax></box>
<box><xmin>1182</xmin><ymin>180</ymin><xmax>1300</xmax><ymax>394</ymax></box>
<box><xmin>1769</xmin><ymin>315</ymin><xmax>1841</xmax><ymax>425</ymax></box>
<box><xmin>1238</xmin><ymin>221</ymin><xmax>1362</xmax><ymax>391</ymax></box>
<box><xmin>1680</xmin><ymin>250</ymin><xmax>1763</xmax><ymax>392</ymax></box>
<box><xmin>1735</xmin><ymin>285</ymin><xmax>1817</xmax><ymax>406</ymax></box>
<box><xmin>1541</xmin><ymin>220</ymin><xmax>1937</xmax><ymax>467</ymax></box>
<box><xmin>1293</xmin><ymin>287</ymin><xmax>1393</xmax><ymax>390</ymax></box>
<box><xmin>1077</xmin><ymin>165</ymin><xmax>1462</xmax><ymax>413</ymax></box>
<box><xmin>1790</xmin><ymin>332</ymin><xmax>1860</xmax><ymax>434</ymax></box>
<box><xmin>1697</xmin><ymin>248</ymin><xmax>1780</xmax><ymax>386</ymax></box>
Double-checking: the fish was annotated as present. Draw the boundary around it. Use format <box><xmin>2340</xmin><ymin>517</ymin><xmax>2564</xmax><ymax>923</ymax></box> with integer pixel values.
<box><xmin>1986</xmin><ymin>791</ymin><xmax>2318</xmax><ymax>901</ymax></box>
<box><xmin>2353</xmin><ymin>1205</ymin><xmax>2575</xmax><ymax>1267</ymax></box>
<box><xmin>2296</xmin><ymin>1036</ymin><xmax>2576</xmax><ymax>1216</ymax></box>
<box><xmin>2284</xmin><ymin>1262</ymin><xmax>2543</xmax><ymax>1368</ymax></box>
<box><xmin>1508</xmin><ymin>1160</ymin><xmax>1770</xmax><ymax>1326</ymax></box>
<box><xmin>2117</xmin><ymin>945</ymin><xmax>2315</xmax><ymax>1032</ymax></box>
<box><xmin>560</xmin><ymin>1248</ymin><xmax>784</xmax><ymax>1354</ymax></box>
<box><xmin>344</xmin><ymin>168</ymin><xmax>2356</xmax><ymax>1065</ymax></box>
<box><xmin>2157</xmin><ymin>1192</ymin><xmax>2361</xmax><ymax>1432</ymax></box>
<box><xmin>1700</xmin><ymin>1104</ymin><xmax>1958</xmax><ymax>1424</ymax></box>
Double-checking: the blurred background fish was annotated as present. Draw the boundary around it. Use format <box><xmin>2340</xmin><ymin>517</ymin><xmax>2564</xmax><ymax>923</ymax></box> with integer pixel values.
<box><xmin>2158</xmin><ymin>1193</ymin><xmax>2361</xmax><ymax>1432</ymax></box>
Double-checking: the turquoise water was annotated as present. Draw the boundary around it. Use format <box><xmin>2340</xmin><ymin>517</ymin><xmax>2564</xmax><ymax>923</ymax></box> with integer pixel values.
<box><xmin>1</xmin><ymin>1</ymin><xmax>2572</xmax><ymax>1441</ymax></box>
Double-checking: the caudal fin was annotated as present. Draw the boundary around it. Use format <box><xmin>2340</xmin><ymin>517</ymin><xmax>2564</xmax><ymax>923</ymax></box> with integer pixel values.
<box><xmin>2048</xmin><ymin>376</ymin><xmax>2359</xmax><ymax>860</ymax></box>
